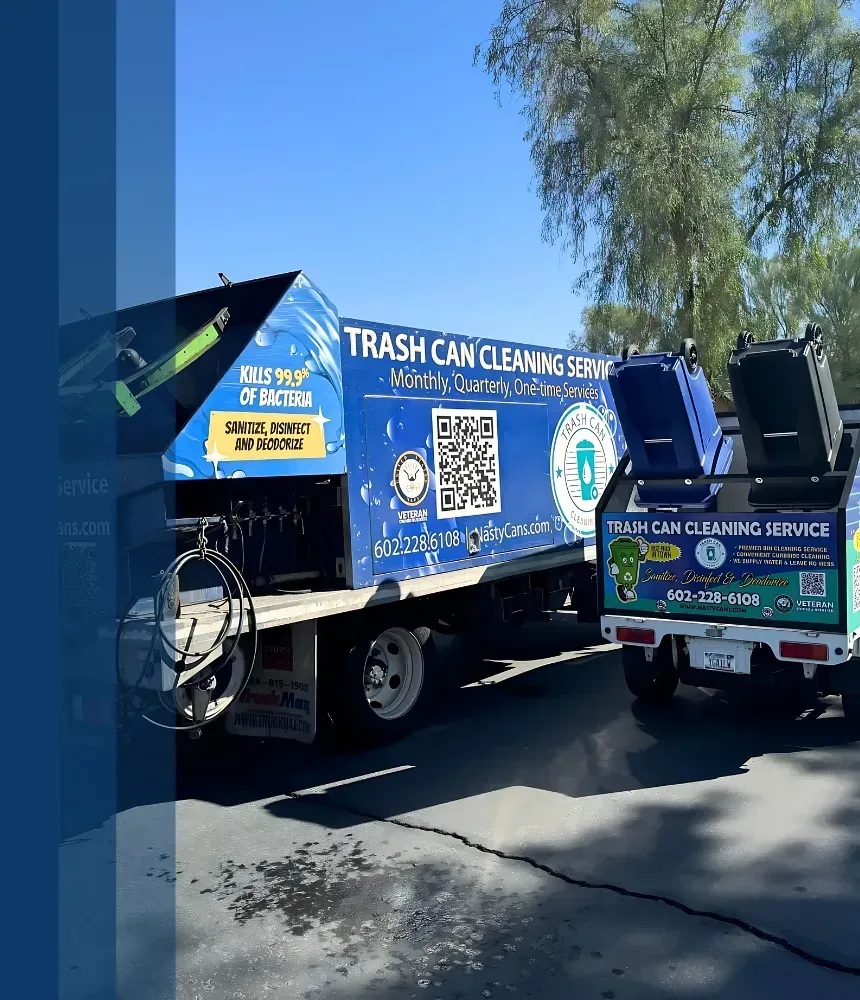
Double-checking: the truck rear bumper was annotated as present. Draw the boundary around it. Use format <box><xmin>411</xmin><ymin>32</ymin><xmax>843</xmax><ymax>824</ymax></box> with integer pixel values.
<box><xmin>600</xmin><ymin>613</ymin><xmax>854</xmax><ymax>666</ymax></box>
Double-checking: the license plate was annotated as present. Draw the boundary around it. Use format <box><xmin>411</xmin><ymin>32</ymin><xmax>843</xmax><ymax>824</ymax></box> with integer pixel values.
<box><xmin>703</xmin><ymin>651</ymin><xmax>736</xmax><ymax>672</ymax></box>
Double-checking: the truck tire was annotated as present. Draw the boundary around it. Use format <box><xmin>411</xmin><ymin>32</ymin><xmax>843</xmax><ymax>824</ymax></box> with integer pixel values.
<box><xmin>622</xmin><ymin>644</ymin><xmax>679</xmax><ymax>704</ymax></box>
<box><xmin>324</xmin><ymin>620</ymin><xmax>440</xmax><ymax>747</ymax></box>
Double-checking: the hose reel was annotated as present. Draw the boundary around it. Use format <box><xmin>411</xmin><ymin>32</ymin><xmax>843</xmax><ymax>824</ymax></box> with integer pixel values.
<box><xmin>116</xmin><ymin>518</ymin><xmax>258</xmax><ymax>733</ymax></box>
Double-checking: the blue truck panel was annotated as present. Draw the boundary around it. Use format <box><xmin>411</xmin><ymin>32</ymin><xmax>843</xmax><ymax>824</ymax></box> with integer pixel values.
<box><xmin>341</xmin><ymin>318</ymin><xmax>623</xmax><ymax>588</ymax></box>
<box><xmin>159</xmin><ymin>273</ymin><xmax>622</xmax><ymax>590</ymax></box>
<box><xmin>164</xmin><ymin>273</ymin><xmax>347</xmax><ymax>481</ymax></box>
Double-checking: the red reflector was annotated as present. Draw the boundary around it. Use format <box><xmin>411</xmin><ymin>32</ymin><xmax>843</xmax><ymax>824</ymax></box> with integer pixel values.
<box><xmin>617</xmin><ymin>627</ymin><xmax>656</xmax><ymax>645</ymax></box>
<box><xmin>779</xmin><ymin>641</ymin><xmax>829</xmax><ymax>662</ymax></box>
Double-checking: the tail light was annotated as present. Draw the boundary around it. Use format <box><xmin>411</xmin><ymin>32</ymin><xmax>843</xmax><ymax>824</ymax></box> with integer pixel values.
<box><xmin>617</xmin><ymin>627</ymin><xmax>656</xmax><ymax>645</ymax></box>
<box><xmin>779</xmin><ymin>641</ymin><xmax>829</xmax><ymax>662</ymax></box>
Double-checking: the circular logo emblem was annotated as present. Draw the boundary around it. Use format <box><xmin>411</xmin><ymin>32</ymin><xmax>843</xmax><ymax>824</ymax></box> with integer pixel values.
<box><xmin>393</xmin><ymin>451</ymin><xmax>429</xmax><ymax>506</ymax></box>
<box><xmin>550</xmin><ymin>403</ymin><xmax>618</xmax><ymax>539</ymax></box>
<box><xmin>762</xmin><ymin>606</ymin><xmax>774</xmax><ymax>618</ymax></box>
<box><xmin>774</xmin><ymin>594</ymin><xmax>794</xmax><ymax>614</ymax></box>
<box><xmin>695</xmin><ymin>537</ymin><xmax>726</xmax><ymax>569</ymax></box>
<box><xmin>656</xmin><ymin>599</ymin><xmax>667</xmax><ymax>613</ymax></box>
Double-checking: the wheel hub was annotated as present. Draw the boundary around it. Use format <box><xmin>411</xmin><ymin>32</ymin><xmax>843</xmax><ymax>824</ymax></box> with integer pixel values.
<box><xmin>361</xmin><ymin>628</ymin><xmax>424</xmax><ymax>720</ymax></box>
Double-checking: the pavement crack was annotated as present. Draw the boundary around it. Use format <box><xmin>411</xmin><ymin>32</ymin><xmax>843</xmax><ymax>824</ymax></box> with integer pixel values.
<box><xmin>285</xmin><ymin>792</ymin><xmax>860</xmax><ymax>978</ymax></box>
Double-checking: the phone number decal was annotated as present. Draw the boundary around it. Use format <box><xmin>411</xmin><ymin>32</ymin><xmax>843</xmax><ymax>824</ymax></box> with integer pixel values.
<box><xmin>666</xmin><ymin>589</ymin><xmax>760</xmax><ymax>607</ymax></box>
<box><xmin>373</xmin><ymin>530</ymin><xmax>462</xmax><ymax>560</ymax></box>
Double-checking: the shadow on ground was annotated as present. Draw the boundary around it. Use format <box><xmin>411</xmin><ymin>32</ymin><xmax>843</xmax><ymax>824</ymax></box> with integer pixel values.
<box><xmin>176</xmin><ymin>615</ymin><xmax>859</xmax><ymax>822</ymax></box>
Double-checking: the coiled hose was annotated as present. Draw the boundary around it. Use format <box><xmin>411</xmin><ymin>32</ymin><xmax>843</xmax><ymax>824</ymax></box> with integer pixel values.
<box><xmin>116</xmin><ymin>529</ymin><xmax>258</xmax><ymax>731</ymax></box>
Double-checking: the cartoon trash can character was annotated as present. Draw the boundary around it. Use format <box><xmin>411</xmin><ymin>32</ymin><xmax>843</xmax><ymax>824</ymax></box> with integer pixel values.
<box><xmin>607</xmin><ymin>536</ymin><xmax>649</xmax><ymax>602</ymax></box>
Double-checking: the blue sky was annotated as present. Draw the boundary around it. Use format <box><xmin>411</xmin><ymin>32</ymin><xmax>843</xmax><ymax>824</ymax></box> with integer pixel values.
<box><xmin>176</xmin><ymin>0</ymin><xmax>588</xmax><ymax>348</ymax></box>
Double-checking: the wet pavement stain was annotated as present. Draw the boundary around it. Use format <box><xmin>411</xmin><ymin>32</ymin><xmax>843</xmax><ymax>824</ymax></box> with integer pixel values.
<box><xmin>181</xmin><ymin>845</ymin><xmax>605</xmax><ymax>997</ymax></box>
<box><xmin>205</xmin><ymin>841</ymin><xmax>380</xmax><ymax>933</ymax></box>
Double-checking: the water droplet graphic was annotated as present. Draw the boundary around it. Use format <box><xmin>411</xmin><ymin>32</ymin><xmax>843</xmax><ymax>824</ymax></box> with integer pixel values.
<box><xmin>255</xmin><ymin>326</ymin><xmax>276</xmax><ymax>347</ymax></box>
<box><xmin>582</xmin><ymin>458</ymin><xmax>593</xmax><ymax>486</ymax></box>
<box><xmin>360</xmin><ymin>485</ymin><xmax>371</xmax><ymax>505</ymax></box>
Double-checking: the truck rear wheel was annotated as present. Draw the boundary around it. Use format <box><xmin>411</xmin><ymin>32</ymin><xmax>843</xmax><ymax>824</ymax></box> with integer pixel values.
<box><xmin>622</xmin><ymin>644</ymin><xmax>679</xmax><ymax>704</ymax></box>
<box><xmin>324</xmin><ymin>620</ymin><xmax>439</xmax><ymax>747</ymax></box>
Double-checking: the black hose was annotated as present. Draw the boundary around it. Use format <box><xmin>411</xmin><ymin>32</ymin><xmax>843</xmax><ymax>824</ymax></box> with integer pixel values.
<box><xmin>115</xmin><ymin>537</ymin><xmax>258</xmax><ymax>731</ymax></box>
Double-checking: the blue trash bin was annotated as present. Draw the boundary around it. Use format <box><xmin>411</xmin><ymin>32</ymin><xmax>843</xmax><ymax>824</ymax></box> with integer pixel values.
<box><xmin>609</xmin><ymin>347</ymin><xmax>733</xmax><ymax>508</ymax></box>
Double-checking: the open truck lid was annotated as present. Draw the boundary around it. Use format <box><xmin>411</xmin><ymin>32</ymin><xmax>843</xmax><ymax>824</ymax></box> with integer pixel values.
<box><xmin>59</xmin><ymin>271</ymin><xmax>347</xmax><ymax>481</ymax></box>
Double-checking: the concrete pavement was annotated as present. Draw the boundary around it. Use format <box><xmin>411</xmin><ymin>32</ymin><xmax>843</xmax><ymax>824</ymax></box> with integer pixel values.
<box><xmin>117</xmin><ymin>615</ymin><xmax>860</xmax><ymax>998</ymax></box>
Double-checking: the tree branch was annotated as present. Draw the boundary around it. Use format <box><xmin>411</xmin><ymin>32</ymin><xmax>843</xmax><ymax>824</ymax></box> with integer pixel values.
<box><xmin>683</xmin><ymin>0</ymin><xmax>728</xmax><ymax>131</ymax></box>
<box><xmin>745</xmin><ymin>168</ymin><xmax>811</xmax><ymax>242</ymax></box>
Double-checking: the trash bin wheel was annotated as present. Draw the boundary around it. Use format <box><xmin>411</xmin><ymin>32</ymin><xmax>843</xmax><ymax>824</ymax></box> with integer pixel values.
<box><xmin>680</xmin><ymin>338</ymin><xmax>699</xmax><ymax>373</ymax></box>
<box><xmin>737</xmin><ymin>331</ymin><xmax>755</xmax><ymax>350</ymax></box>
<box><xmin>621</xmin><ymin>344</ymin><xmax>640</xmax><ymax>361</ymax></box>
<box><xmin>622</xmin><ymin>643</ymin><xmax>679</xmax><ymax>705</ymax></box>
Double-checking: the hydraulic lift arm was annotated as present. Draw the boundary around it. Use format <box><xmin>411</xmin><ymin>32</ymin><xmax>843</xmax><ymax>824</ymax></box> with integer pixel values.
<box><xmin>59</xmin><ymin>308</ymin><xmax>230</xmax><ymax>421</ymax></box>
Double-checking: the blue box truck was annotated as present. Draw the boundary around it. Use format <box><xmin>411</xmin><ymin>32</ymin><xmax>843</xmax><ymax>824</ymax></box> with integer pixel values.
<box><xmin>60</xmin><ymin>270</ymin><xmax>623</xmax><ymax>748</ymax></box>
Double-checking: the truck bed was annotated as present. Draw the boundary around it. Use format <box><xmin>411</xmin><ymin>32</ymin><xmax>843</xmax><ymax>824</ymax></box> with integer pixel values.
<box><xmin>113</xmin><ymin>542</ymin><xmax>595</xmax><ymax>649</ymax></box>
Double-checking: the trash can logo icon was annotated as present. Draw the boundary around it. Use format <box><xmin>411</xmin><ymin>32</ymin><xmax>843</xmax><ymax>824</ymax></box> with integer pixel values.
<box><xmin>550</xmin><ymin>402</ymin><xmax>618</xmax><ymax>539</ymax></box>
<box><xmin>695</xmin><ymin>537</ymin><xmax>726</xmax><ymax>569</ymax></box>
<box><xmin>576</xmin><ymin>440</ymin><xmax>598</xmax><ymax>502</ymax></box>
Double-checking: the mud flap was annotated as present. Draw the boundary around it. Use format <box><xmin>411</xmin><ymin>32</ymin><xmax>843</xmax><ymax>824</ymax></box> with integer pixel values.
<box><xmin>224</xmin><ymin>620</ymin><xmax>318</xmax><ymax>742</ymax></box>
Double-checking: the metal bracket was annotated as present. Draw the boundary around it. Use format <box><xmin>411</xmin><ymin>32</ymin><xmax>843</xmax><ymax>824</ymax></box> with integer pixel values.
<box><xmin>802</xmin><ymin>662</ymin><xmax>817</xmax><ymax>680</ymax></box>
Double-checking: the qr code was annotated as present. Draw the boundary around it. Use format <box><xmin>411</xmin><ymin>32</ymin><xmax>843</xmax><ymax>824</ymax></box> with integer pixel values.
<box><xmin>432</xmin><ymin>407</ymin><xmax>502</xmax><ymax>518</ymax></box>
<box><xmin>854</xmin><ymin>563</ymin><xmax>860</xmax><ymax>613</ymax></box>
<box><xmin>800</xmin><ymin>572</ymin><xmax>826</xmax><ymax>598</ymax></box>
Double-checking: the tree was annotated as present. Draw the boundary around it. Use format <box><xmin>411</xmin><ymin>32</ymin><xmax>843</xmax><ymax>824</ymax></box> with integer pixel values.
<box><xmin>746</xmin><ymin>237</ymin><xmax>860</xmax><ymax>400</ymax></box>
<box><xmin>568</xmin><ymin>302</ymin><xmax>661</xmax><ymax>354</ymax></box>
<box><xmin>477</xmin><ymin>0</ymin><xmax>860</xmax><ymax>389</ymax></box>
<box><xmin>811</xmin><ymin>240</ymin><xmax>860</xmax><ymax>401</ymax></box>
<box><xmin>744</xmin><ymin>253</ymin><xmax>811</xmax><ymax>340</ymax></box>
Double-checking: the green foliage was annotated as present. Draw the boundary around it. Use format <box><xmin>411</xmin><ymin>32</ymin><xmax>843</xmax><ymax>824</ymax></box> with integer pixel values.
<box><xmin>745</xmin><ymin>0</ymin><xmax>860</xmax><ymax>253</ymax></box>
<box><xmin>477</xmin><ymin>0</ymin><xmax>860</xmax><ymax>387</ymax></box>
<box><xmin>811</xmin><ymin>241</ymin><xmax>860</xmax><ymax>400</ymax></box>
<box><xmin>744</xmin><ymin>253</ymin><xmax>812</xmax><ymax>339</ymax></box>
<box><xmin>569</xmin><ymin>302</ymin><xmax>661</xmax><ymax>354</ymax></box>
<box><xmin>747</xmin><ymin>238</ymin><xmax>860</xmax><ymax>400</ymax></box>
